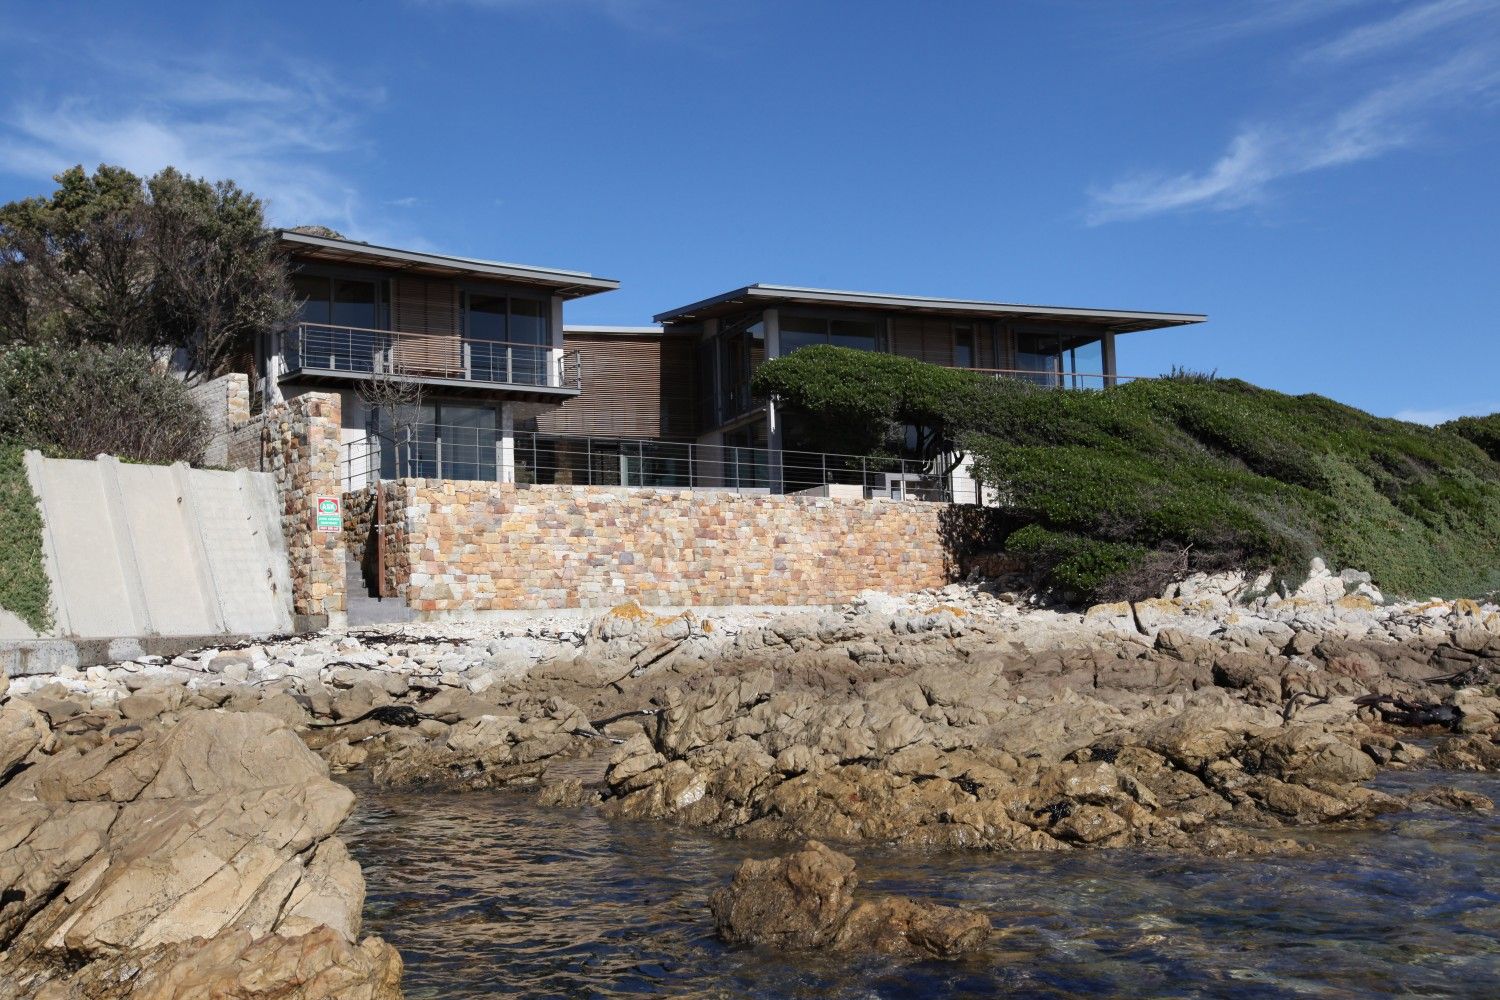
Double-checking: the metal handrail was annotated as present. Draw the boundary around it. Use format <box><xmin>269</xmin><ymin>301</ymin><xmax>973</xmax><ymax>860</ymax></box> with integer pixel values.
<box><xmin>282</xmin><ymin>322</ymin><xmax>582</xmax><ymax>390</ymax></box>
<box><xmin>340</xmin><ymin>424</ymin><xmax>984</xmax><ymax>503</ymax></box>
<box><xmin>965</xmin><ymin>367</ymin><xmax>1152</xmax><ymax>385</ymax></box>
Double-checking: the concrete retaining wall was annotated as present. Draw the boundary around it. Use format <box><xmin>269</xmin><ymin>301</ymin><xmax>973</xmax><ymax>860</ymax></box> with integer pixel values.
<box><xmin>22</xmin><ymin>452</ymin><xmax>294</xmax><ymax>640</ymax></box>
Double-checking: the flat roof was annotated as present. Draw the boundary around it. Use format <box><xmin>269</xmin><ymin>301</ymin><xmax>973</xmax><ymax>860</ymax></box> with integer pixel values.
<box><xmin>563</xmin><ymin>324</ymin><xmax>668</xmax><ymax>337</ymax></box>
<box><xmin>653</xmin><ymin>283</ymin><xmax>1206</xmax><ymax>333</ymax></box>
<box><xmin>278</xmin><ymin>230</ymin><xmax>620</xmax><ymax>300</ymax></box>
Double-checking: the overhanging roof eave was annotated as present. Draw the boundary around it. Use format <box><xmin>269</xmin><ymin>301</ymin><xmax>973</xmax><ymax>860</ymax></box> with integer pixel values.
<box><xmin>653</xmin><ymin>283</ymin><xmax>1206</xmax><ymax>331</ymax></box>
<box><xmin>277</xmin><ymin>231</ymin><xmax>620</xmax><ymax>298</ymax></box>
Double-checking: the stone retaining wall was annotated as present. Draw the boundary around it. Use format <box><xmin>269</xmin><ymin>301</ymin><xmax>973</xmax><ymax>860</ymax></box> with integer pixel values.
<box><xmin>187</xmin><ymin>373</ymin><xmax>251</xmax><ymax>467</ymax></box>
<box><xmin>224</xmin><ymin>393</ymin><xmax>346</xmax><ymax>629</ymax></box>
<box><xmin>388</xmin><ymin>481</ymin><xmax>960</xmax><ymax>614</ymax></box>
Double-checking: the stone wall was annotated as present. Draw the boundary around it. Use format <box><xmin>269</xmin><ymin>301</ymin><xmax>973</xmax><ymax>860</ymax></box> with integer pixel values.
<box><xmin>388</xmin><ymin>482</ymin><xmax>958</xmax><ymax>614</ymax></box>
<box><xmin>224</xmin><ymin>393</ymin><xmax>346</xmax><ymax>629</ymax></box>
<box><xmin>380</xmin><ymin>481</ymin><xmax>410</xmax><ymax>603</ymax></box>
<box><xmin>187</xmin><ymin>373</ymin><xmax>251</xmax><ymax>467</ymax></box>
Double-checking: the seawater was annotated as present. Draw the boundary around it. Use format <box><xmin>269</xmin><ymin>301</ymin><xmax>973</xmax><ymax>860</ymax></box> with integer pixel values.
<box><xmin>343</xmin><ymin>769</ymin><xmax>1500</xmax><ymax>999</ymax></box>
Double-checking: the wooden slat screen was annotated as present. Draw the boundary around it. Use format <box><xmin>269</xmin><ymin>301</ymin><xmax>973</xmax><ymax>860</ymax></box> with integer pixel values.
<box><xmin>890</xmin><ymin>318</ymin><xmax>955</xmax><ymax>367</ymax></box>
<box><xmin>392</xmin><ymin>277</ymin><xmax>463</xmax><ymax>376</ymax></box>
<box><xmin>535</xmin><ymin>333</ymin><xmax>695</xmax><ymax>440</ymax></box>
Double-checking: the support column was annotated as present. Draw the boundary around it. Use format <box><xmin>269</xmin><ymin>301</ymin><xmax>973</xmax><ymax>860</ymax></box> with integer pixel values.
<box><xmin>499</xmin><ymin>403</ymin><xmax>516</xmax><ymax>483</ymax></box>
<box><xmin>549</xmin><ymin>296</ymin><xmax>566</xmax><ymax>387</ymax></box>
<box><xmin>763</xmin><ymin>308</ymin><xmax>784</xmax><ymax>493</ymax></box>
<box><xmin>1102</xmin><ymin>332</ymin><xmax>1118</xmax><ymax>387</ymax></box>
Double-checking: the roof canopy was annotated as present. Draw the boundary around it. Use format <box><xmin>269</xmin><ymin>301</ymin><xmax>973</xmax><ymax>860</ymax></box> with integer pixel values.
<box><xmin>653</xmin><ymin>283</ymin><xmax>1206</xmax><ymax>333</ymax></box>
<box><xmin>278</xmin><ymin>231</ymin><xmax>619</xmax><ymax>300</ymax></box>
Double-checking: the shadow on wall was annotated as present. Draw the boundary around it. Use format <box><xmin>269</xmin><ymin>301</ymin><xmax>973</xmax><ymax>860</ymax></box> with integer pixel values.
<box><xmin>937</xmin><ymin>504</ymin><xmax>1028</xmax><ymax>581</ymax></box>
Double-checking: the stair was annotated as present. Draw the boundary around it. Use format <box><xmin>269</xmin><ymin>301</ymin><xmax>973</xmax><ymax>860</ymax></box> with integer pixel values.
<box><xmin>345</xmin><ymin>557</ymin><xmax>414</xmax><ymax>627</ymax></box>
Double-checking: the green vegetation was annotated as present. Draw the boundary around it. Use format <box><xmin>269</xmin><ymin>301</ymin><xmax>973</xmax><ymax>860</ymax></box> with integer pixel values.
<box><xmin>754</xmin><ymin>347</ymin><xmax>1500</xmax><ymax>602</ymax></box>
<box><xmin>750</xmin><ymin>344</ymin><xmax>983</xmax><ymax>463</ymax></box>
<box><xmin>0</xmin><ymin>343</ymin><xmax>208</xmax><ymax>465</ymax></box>
<box><xmin>1445</xmin><ymin>413</ymin><xmax>1500</xmax><ymax>463</ymax></box>
<box><xmin>0</xmin><ymin>164</ymin><xmax>293</xmax><ymax>379</ymax></box>
<box><xmin>0</xmin><ymin>444</ymin><xmax>50</xmax><ymax>633</ymax></box>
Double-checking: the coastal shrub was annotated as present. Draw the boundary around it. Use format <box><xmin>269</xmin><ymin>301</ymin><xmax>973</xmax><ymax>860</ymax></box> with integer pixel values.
<box><xmin>0</xmin><ymin>343</ymin><xmax>208</xmax><ymax>464</ymax></box>
<box><xmin>751</xmin><ymin>344</ymin><xmax>984</xmax><ymax>461</ymax></box>
<box><xmin>0</xmin><ymin>444</ymin><xmax>50</xmax><ymax>632</ymax></box>
<box><xmin>1445</xmin><ymin>413</ymin><xmax>1500</xmax><ymax>463</ymax></box>
<box><xmin>753</xmin><ymin>347</ymin><xmax>1500</xmax><ymax>602</ymax></box>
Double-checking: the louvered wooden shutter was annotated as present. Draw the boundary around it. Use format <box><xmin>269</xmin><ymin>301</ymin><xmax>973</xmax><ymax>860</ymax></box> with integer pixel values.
<box><xmin>392</xmin><ymin>278</ymin><xmax>462</xmax><ymax>375</ymax></box>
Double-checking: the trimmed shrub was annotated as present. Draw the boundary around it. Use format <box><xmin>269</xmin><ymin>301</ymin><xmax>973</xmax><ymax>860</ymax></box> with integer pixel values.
<box><xmin>0</xmin><ymin>343</ymin><xmax>207</xmax><ymax>464</ymax></box>
<box><xmin>0</xmin><ymin>444</ymin><xmax>50</xmax><ymax>632</ymax></box>
<box><xmin>755</xmin><ymin>346</ymin><xmax>1500</xmax><ymax>602</ymax></box>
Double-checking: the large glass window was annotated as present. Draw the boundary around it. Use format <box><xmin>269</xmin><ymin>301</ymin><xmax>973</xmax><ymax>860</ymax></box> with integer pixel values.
<box><xmin>467</xmin><ymin>293</ymin><xmax>507</xmax><ymax>342</ymax></box>
<box><xmin>509</xmin><ymin>298</ymin><xmax>548</xmax><ymax>345</ymax></box>
<box><xmin>1014</xmin><ymin>331</ymin><xmax>1064</xmax><ymax>384</ymax></box>
<box><xmin>953</xmin><ymin>325</ymin><xmax>975</xmax><ymax>369</ymax></box>
<box><xmin>293</xmin><ymin>274</ymin><xmax>331</xmax><ymax>325</ymax></box>
<box><xmin>382</xmin><ymin>402</ymin><xmax>498</xmax><ymax>481</ymax></box>
<box><xmin>464</xmin><ymin>292</ymin><xmax>551</xmax><ymax>385</ymax></box>
<box><xmin>716</xmin><ymin>313</ymin><xmax>765</xmax><ymax>424</ymax></box>
<box><xmin>780</xmin><ymin>315</ymin><xmax>880</xmax><ymax>355</ymax></box>
<box><xmin>780</xmin><ymin>316</ymin><xmax>828</xmax><ymax>355</ymax></box>
<box><xmin>331</xmin><ymin>279</ymin><xmax>379</xmax><ymax>329</ymax></box>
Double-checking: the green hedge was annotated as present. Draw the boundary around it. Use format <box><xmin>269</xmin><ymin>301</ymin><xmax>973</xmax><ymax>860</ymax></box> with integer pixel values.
<box><xmin>0</xmin><ymin>343</ymin><xmax>207</xmax><ymax>464</ymax></box>
<box><xmin>964</xmin><ymin>376</ymin><xmax>1500</xmax><ymax>601</ymax></box>
<box><xmin>754</xmin><ymin>347</ymin><xmax>1500</xmax><ymax>602</ymax></box>
<box><xmin>0</xmin><ymin>444</ymin><xmax>50</xmax><ymax>632</ymax></box>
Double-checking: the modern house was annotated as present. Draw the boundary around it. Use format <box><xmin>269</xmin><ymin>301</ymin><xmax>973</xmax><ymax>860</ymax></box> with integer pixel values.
<box><xmin>258</xmin><ymin>232</ymin><xmax>1205</xmax><ymax>498</ymax></box>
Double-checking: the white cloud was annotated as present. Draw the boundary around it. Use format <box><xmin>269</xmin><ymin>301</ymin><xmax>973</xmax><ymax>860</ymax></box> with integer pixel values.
<box><xmin>1087</xmin><ymin>46</ymin><xmax>1500</xmax><ymax>223</ymax></box>
<box><xmin>1394</xmin><ymin>402</ymin><xmax>1500</xmax><ymax>425</ymax></box>
<box><xmin>1123</xmin><ymin>0</ymin><xmax>1377</xmax><ymax>48</ymax></box>
<box><xmin>0</xmin><ymin>54</ymin><xmax>390</xmax><ymax>235</ymax></box>
<box><xmin>1089</xmin><ymin>0</ymin><xmax>1500</xmax><ymax>224</ymax></box>
<box><xmin>1303</xmin><ymin>0</ymin><xmax>1494</xmax><ymax>64</ymax></box>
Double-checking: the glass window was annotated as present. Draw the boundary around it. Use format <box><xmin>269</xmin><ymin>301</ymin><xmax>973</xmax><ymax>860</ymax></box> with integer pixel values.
<box><xmin>717</xmin><ymin>315</ymin><xmax>765</xmax><ymax>422</ymax></box>
<box><xmin>292</xmin><ymin>275</ymin><xmax>330</xmax><ymax>325</ymax></box>
<box><xmin>780</xmin><ymin>316</ymin><xmax>828</xmax><ymax>355</ymax></box>
<box><xmin>829</xmin><ymin>318</ymin><xmax>879</xmax><ymax>352</ymax></box>
<box><xmin>509</xmin><ymin>298</ymin><xmax>548</xmax><ymax>345</ymax></box>
<box><xmin>436</xmin><ymin>404</ymin><xmax>498</xmax><ymax>481</ymax></box>
<box><xmin>332</xmin><ymin>279</ymin><xmax>378</xmax><ymax>329</ymax></box>
<box><xmin>467</xmin><ymin>293</ymin><xmax>507</xmax><ymax>342</ymax></box>
<box><xmin>1014</xmin><ymin>331</ymin><xmax>1064</xmax><ymax>386</ymax></box>
<box><xmin>954</xmin><ymin>326</ymin><xmax>975</xmax><ymax>369</ymax></box>
<box><xmin>1071</xmin><ymin>338</ymin><xmax>1103</xmax><ymax>383</ymax></box>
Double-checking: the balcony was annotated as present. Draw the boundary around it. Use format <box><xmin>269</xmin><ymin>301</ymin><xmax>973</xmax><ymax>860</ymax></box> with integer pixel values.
<box><xmin>279</xmin><ymin>323</ymin><xmax>582</xmax><ymax>398</ymax></box>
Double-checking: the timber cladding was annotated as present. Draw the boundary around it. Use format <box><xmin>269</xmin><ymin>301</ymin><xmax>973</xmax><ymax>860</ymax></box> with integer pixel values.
<box><xmin>536</xmin><ymin>331</ymin><xmax>696</xmax><ymax>439</ymax></box>
<box><xmin>392</xmin><ymin>276</ymin><xmax>464</xmax><ymax>375</ymax></box>
<box><xmin>388</xmin><ymin>482</ymin><xmax>953</xmax><ymax>612</ymax></box>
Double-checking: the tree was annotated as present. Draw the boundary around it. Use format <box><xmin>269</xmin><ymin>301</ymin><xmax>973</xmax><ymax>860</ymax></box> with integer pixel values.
<box><xmin>0</xmin><ymin>164</ymin><xmax>295</xmax><ymax>381</ymax></box>
<box><xmin>356</xmin><ymin>366</ymin><xmax>426</xmax><ymax>478</ymax></box>
<box><xmin>750</xmin><ymin>345</ymin><xmax>985</xmax><ymax>473</ymax></box>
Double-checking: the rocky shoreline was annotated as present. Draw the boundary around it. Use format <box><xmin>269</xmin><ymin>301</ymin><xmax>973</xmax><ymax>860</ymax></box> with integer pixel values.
<box><xmin>3</xmin><ymin>563</ymin><xmax>1500</xmax><ymax>991</ymax></box>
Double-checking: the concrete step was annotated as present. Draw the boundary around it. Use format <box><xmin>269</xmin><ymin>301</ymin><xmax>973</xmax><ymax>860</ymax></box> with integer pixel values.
<box><xmin>345</xmin><ymin>557</ymin><xmax>413</xmax><ymax>627</ymax></box>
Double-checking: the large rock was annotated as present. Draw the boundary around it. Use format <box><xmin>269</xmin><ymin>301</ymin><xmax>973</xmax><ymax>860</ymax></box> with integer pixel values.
<box><xmin>0</xmin><ymin>710</ymin><xmax>401</xmax><ymax>999</ymax></box>
<box><xmin>709</xmin><ymin>840</ymin><xmax>988</xmax><ymax>958</ymax></box>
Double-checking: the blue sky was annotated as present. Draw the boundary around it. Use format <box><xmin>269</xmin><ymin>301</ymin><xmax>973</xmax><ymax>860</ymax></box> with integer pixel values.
<box><xmin>2</xmin><ymin>0</ymin><xmax>1498</xmax><ymax>422</ymax></box>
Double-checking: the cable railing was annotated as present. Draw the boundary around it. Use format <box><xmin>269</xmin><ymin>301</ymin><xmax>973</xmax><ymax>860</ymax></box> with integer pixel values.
<box><xmin>340</xmin><ymin>426</ymin><xmax>984</xmax><ymax>503</ymax></box>
<box><xmin>968</xmin><ymin>368</ymin><xmax>1151</xmax><ymax>390</ymax></box>
<box><xmin>281</xmin><ymin>323</ymin><xmax>582</xmax><ymax>390</ymax></box>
